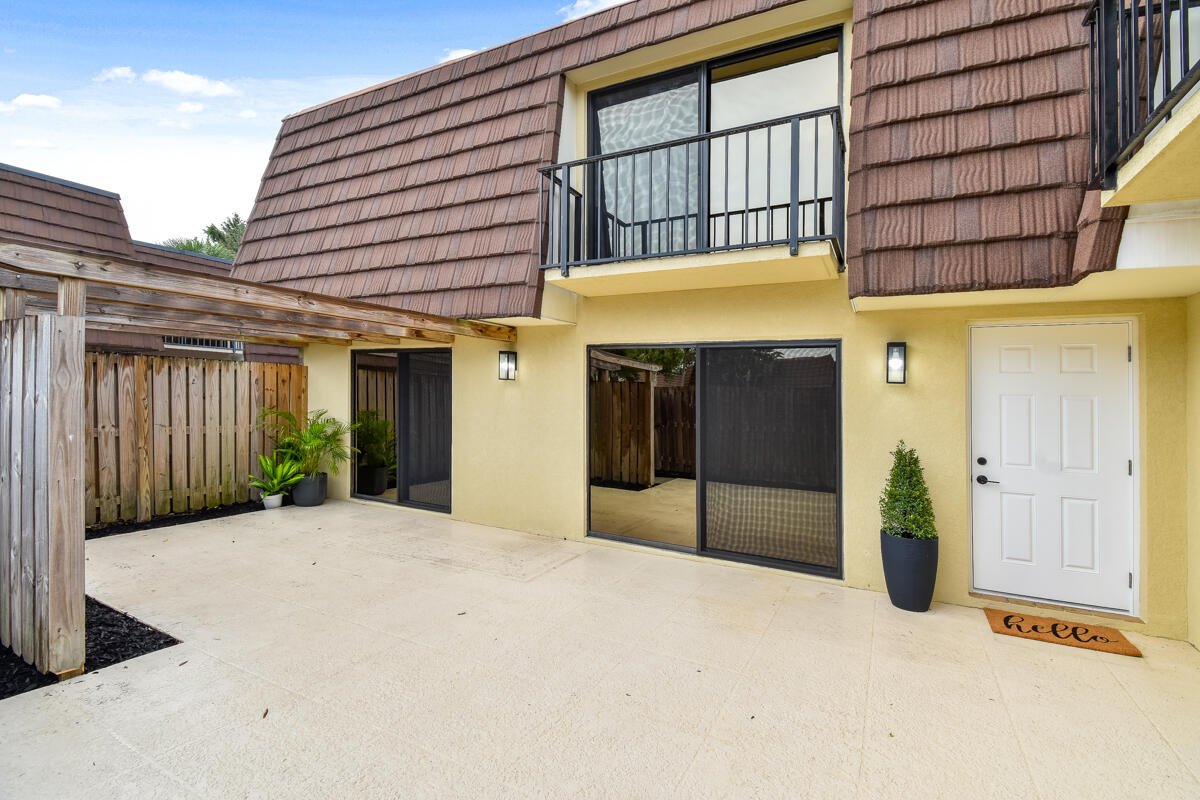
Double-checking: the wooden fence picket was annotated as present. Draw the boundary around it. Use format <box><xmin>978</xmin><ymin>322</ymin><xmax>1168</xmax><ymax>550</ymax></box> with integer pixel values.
<box><xmin>81</xmin><ymin>353</ymin><xmax>305</xmax><ymax>525</ymax></box>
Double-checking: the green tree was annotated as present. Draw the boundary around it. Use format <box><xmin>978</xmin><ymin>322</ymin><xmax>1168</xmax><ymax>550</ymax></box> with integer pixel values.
<box><xmin>162</xmin><ymin>212</ymin><xmax>246</xmax><ymax>260</ymax></box>
<box><xmin>879</xmin><ymin>440</ymin><xmax>937</xmax><ymax>540</ymax></box>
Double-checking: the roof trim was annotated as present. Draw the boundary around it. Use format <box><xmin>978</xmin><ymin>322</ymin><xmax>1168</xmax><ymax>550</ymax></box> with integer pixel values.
<box><xmin>132</xmin><ymin>240</ymin><xmax>234</xmax><ymax>265</ymax></box>
<box><xmin>0</xmin><ymin>162</ymin><xmax>121</xmax><ymax>200</ymax></box>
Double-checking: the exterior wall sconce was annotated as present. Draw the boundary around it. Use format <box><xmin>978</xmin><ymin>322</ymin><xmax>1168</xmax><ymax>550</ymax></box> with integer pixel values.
<box><xmin>498</xmin><ymin>350</ymin><xmax>518</xmax><ymax>381</ymax></box>
<box><xmin>886</xmin><ymin>342</ymin><xmax>907</xmax><ymax>384</ymax></box>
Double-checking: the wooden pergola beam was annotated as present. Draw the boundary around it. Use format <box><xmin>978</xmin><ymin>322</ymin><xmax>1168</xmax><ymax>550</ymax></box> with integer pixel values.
<box><xmin>590</xmin><ymin>349</ymin><xmax>663</xmax><ymax>372</ymax></box>
<box><xmin>0</xmin><ymin>242</ymin><xmax>516</xmax><ymax>343</ymax></box>
<box><xmin>2</xmin><ymin>267</ymin><xmax>454</xmax><ymax>344</ymax></box>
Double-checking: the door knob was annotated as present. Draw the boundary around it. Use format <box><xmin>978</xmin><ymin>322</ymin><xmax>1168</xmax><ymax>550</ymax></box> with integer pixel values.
<box><xmin>976</xmin><ymin>475</ymin><xmax>998</xmax><ymax>485</ymax></box>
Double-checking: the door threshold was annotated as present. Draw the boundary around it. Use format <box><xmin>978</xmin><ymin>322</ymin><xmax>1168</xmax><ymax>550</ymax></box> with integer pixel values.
<box><xmin>969</xmin><ymin>590</ymin><xmax>1142</xmax><ymax>624</ymax></box>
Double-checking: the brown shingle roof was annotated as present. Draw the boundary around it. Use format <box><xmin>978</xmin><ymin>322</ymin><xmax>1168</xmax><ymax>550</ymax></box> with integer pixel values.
<box><xmin>0</xmin><ymin>164</ymin><xmax>137</xmax><ymax>260</ymax></box>
<box><xmin>846</xmin><ymin>0</ymin><xmax>1125</xmax><ymax>296</ymax></box>
<box><xmin>132</xmin><ymin>242</ymin><xmax>233</xmax><ymax>277</ymax></box>
<box><xmin>235</xmin><ymin>0</ymin><xmax>811</xmax><ymax>319</ymax></box>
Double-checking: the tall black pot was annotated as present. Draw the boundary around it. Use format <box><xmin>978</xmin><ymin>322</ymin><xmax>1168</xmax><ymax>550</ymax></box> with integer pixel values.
<box><xmin>880</xmin><ymin>530</ymin><xmax>938</xmax><ymax>612</ymax></box>
<box><xmin>292</xmin><ymin>472</ymin><xmax>328</xmax><ymax>507</ymax></box>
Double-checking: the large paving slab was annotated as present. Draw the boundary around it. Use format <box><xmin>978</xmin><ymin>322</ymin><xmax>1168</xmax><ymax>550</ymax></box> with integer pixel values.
<box><xmin>1</xmin><ymin>500</ymin><xmax>1198</xmax><ymax>798</ymax></box>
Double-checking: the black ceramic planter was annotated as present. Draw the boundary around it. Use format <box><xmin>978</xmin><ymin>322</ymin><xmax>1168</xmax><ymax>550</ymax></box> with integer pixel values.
<box><xmin>292</xmin><ymin>472</ymin><xmax>328</xmax><ymax>507</ymax></box>
<box><xmin>357</xmin><ymin>465</ymin><xmax>388</xmax><ymax>496</ymax></box>
<box><xmin>880</xmin><ymin>530</ymin><xmax>938</xmax><ymax>612</ymax></box>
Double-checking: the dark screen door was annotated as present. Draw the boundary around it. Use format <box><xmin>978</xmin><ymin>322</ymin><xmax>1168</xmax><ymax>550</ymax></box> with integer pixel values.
<box><xmin>699</xmin><ymin>344</ymin><xmax>840</xmax><ymax>573</ymax></box>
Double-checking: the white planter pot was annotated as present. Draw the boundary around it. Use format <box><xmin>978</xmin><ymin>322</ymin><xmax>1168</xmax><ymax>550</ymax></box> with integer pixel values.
<box><xmin>262</xmin><ymin>493</ymin><xmax>284</xmax><ymax>510</ymax></box>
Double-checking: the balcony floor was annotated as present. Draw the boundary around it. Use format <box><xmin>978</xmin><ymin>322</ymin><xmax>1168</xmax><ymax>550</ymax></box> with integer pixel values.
<box><xmin>545</xmin><ymin>241</ymin><xmax>840</xmax><ymax>297</ymax></box>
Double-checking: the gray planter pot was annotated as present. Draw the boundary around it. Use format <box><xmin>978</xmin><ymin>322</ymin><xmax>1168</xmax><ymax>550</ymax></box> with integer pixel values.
<box><xmin>292</xmin><ymin>472</ymin><xmax>328</xmax><ymax>507</ymax></box>
<box><xmin>880</xmin><ymin>530</ymin><xmax>938</xmax><ymax>612</ymax></box>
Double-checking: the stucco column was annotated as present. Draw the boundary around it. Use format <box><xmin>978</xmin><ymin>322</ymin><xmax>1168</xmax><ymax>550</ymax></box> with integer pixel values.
<box><xmin>303</xmin><ymin>344</ymin><xmax>353</xmax><ymax>500</ymax></box>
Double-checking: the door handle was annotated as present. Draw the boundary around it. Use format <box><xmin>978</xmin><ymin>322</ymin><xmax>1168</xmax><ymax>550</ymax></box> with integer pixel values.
<box><xmin>976</xmin><ymin>475</ymin><xmax>999</xmax><ymax>485</ymax></box>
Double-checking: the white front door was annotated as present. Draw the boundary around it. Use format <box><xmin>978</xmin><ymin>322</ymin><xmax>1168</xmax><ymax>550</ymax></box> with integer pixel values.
<box><xmin>970</xmin><ymin>322</ymin><xmax>1136</xmax><ymax>612</ymax></box>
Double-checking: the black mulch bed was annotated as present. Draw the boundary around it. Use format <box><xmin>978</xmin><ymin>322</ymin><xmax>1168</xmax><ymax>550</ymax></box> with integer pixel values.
<box><xmin>86</xmin><ymin>500</ymin><xmax>267</xmax><ymax>540</ymax></box>
<box><xmin>0</xmin><ymin>596</ymin><xmax>179</xmax><ymax>700</ymax></box>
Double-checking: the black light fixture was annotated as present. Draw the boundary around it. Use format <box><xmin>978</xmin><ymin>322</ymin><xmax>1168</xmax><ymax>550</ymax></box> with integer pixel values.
<box><xmin>498</xmin><ymin>350</ymin><xmax>518</xmax><ymax>381</ymax></box>
<box><xmin>886</xmin><ymin>342</ymin><xmax>907</xmax><ymax>384</ymax></box>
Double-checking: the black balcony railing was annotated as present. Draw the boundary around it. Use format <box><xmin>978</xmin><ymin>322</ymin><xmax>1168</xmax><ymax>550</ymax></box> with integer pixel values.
<box><xmin>1086</xmin><ymin>0</ymin><xmax>1200</xmax><ymax>186</ymax></box>
<box><xmin>537</xmin><ymin>108</ymin><xmax>845</xmax><ymax>276</ymax></box>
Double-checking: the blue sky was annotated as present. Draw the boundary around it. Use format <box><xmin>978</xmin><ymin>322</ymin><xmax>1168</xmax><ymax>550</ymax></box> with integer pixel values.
<box><xmin>0</xmin><ymin>0</ymin><xmax>623</xmax><ymax>241</ymax></box>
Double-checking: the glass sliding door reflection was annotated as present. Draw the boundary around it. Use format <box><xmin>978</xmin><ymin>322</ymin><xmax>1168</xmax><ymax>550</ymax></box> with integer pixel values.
<box><xmin>353</xmin><ymin>351</ymin><xmax>399</xmax><ymax>498</ymax></box>
<box><xmin>402</xmin><ymin>351</ymin><xmax>452</xmax><ymax>511</ymax></box>
<box><xmin>591</xmin><ymin>71</ymin><xmax>701</xmax><ymax>260</ymax></box>
<box><xmin>708</xmin><ymin>37</ymin><xmax>840</xmax><ymax>247</ymax></box>
<box><xmin>588</xmin><ymin>347</ymin><xmax>697</xmax><ymax>548</ymax></box>
<box><xmin>699</xmin><ymin>345</ymin><xmax>840</xmax><ymax>574</ymax></box>
<box><xmin>352</xmin><ymin>349</ymin><xmax>451</xmax><ymax>512</ymax></box>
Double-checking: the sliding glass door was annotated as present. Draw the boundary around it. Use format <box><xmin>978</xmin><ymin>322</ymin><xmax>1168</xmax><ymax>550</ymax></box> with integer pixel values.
<box><xmin>353</xmin><ymin>349</ymin><xmax>451</xmax><ymax>512</ymax></box>
<box><xmin>698</xmin><ymin>344</ymin><xmax>840</xmax><ymax>575</ymax></box>
<box><xmin>586</xmin><ymin>341</ymin><xmax>841</xmax><ymax>576</ymax></box>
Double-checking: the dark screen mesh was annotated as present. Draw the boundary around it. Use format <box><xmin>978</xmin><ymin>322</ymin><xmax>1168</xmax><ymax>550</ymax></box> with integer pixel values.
<box><xmin>700</xmin><ymin>346</ymin><xmax>839</xmax><ymax>569</ymax></box>
<box><xmin>404</xmin><ymin>351</ymin><xmax>452</xmax><ymax>510</ymax></box>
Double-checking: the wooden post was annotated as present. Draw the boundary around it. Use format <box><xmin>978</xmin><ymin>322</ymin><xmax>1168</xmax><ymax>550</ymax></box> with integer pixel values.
<box><xmin>1</xmin><ymin>288</ymin><xmax>25</xmax><ymax>320</ymax></box>
<box><xmin>48</xmin><ymin>278</ymin><xmax>86</xmax><ymax>677</ymax></box>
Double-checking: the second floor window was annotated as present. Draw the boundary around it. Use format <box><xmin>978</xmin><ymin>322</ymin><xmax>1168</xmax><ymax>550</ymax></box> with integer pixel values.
<box><xmin>586</xmin><ymin>31</ymin><xmax>841</xmax><ymax>261</ymax></box>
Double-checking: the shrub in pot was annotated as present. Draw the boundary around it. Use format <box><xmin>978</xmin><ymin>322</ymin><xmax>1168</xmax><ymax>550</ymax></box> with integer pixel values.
<box><xmin>248</xmin><ymin>452</ymin><xmax>304</xmax><ymax>509</ymax></box>
<box><xmin>260</xmin><ymin>409</ymin><xmax>356</xmax><ymax>507</ymax></box>
<box><xmin>354</xmin><ymin>409</ymin><xmax>395</xmax><ymax>496</ymax></box>
<box><xmin>879</xmin><ymin>440</ymin><xmax>938</xmax><ymax>612</ymax></box>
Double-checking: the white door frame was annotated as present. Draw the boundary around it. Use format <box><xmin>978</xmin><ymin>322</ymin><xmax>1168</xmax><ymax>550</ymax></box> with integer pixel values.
<box><xmin>967</xmin><ymin>317</ymin><xmax>1141</xmax><ymax>616</ymax></box>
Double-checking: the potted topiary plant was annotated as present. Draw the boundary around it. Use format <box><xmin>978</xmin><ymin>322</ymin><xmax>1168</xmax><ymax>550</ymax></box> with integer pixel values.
<box><xmin>879</xmin><ymin>440</ymin><xmax>938</xmax><ymax>612</ymax></box>
<box><xmin>354</xmin><ymin>409</ymin><xmax>395</xmax><ymax>496</ymax></box>
<box><xmin>260</xmin><ymin>409</ymin><xmax>356</xmax><ymax>507</ymax></box>
<box><xmin>248</xmin><ymin>452</ymin><xmax>304</xmax><ymax>509</ymax></box>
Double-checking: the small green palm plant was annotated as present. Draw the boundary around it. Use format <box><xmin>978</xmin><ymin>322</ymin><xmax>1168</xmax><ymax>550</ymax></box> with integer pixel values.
<box><xmin>355</xmin><ymin>409</ymin><xmax>397</xmax><ymax>474</ymax></box>
<box><xmin>248</xmin><ymin>453</ymin><xmax>305</xmax><ymax>498</ymax></box>
<box><xmin>259</xmin><ymin>408</ymin><xmax>356</xmax><ymax>477</ymax></box>
<box><xmin>879</xmin><ymin>440</ymin><xmax>937</xmax><ymax>540</ymax></box>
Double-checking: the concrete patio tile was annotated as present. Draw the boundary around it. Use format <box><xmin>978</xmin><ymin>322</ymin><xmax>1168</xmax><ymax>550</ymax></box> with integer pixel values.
<box><xmin>578</xmin><ymin>648</ymin><xmax>742</xmax><ymax>736</ymax></box>
<box><xmin>675</xmin><ymin>735</ymin><xmax>860</xmax><ymax>799</ymax></box>
<box><xmin>3</xmin><ymin>501</ymin><xmax>1199</xmax><ymax>798</ymax></box>
<box><xmin>496</xmin><ymin>702</ymin><xmax>707</xmax><ymax>799</ymax></box>
<box><xmin>857</xmin><ymin>716</ymin><xmax>1038</xmax><ymax>800</ymax></box>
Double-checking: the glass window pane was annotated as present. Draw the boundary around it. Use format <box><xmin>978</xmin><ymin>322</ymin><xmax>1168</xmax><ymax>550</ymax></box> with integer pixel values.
<box><xmin>701</xmin><ymin>345</ymin><xmax>840</xmax><ymax>571</ymax></box>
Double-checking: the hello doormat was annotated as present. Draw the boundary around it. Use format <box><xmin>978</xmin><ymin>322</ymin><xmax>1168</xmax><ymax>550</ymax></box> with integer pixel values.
<box><xmin>984</xmin><ymin>609</ymin><xmax>1142</xmax><ymax>657</ymax></box>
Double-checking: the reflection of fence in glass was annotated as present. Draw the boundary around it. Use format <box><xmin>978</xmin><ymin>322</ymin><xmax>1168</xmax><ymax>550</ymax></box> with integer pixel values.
<box><xmin>539</xmin><ymin>108</ymin><xmax>844</xmax><ymax>273</ymax></box>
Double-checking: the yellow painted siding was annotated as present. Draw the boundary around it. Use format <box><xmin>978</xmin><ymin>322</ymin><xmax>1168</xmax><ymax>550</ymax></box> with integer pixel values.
<box><xmin>306</xmin><ymin>277</ymin><xmax>1192</xmax><ymax>641</ymax></box>
<box><xmin>1189</xmin><ymin>293</ymin><xmax>1200</xmax><ymax>647</ymax></box>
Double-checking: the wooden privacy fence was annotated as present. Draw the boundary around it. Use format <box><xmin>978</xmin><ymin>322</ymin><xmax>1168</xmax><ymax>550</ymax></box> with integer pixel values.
<box><xmin>589</xmin><ymin>373</ymin><xmax>654</xmax><ymax>488</ymax></box>
<box><xmin>84</xmin><ymin>354</ymin><xmax>307</xmax><ymax>525</ymax></box>
<box><xmin>0</xmin><ymin>291</ymin><xmax>86</xmax><ymax>676</ymax></box>
<box><xmin>654</xmin><ymin>386</ymin><xmax>696</xmax><ymax>477</ymax></box>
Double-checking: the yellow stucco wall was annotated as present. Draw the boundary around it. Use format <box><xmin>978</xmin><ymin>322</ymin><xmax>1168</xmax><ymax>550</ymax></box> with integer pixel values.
<box><xmin>305</xmin><ymin>277</ymin><xmax>1192</xmax><ymax>641</ymax></box>
<box><xmin>1189</xmin><ymin>293</ymin><xmax>1200</xmax><ymax>647</ymax></box>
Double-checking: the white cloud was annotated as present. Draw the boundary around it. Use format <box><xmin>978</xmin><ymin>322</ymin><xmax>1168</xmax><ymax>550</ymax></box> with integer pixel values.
<box><xmin>10</xmin><ymin>93</ymin><xmax>62</xmax><ymax>109</ymax></box>
<box><xmin>237</xmin><ymin>109</ymin><xmax>257</xmax><ymax>119</ymax></box>
<box><xmin>559</xmin><ymin>0</ymin><xmax>628</xmax><ymax>21</ymax></box>
<box><xmin>95</xmin><ymin>66</ymin><xmax>136</xmax><ymax>82</ymax></box>
<box><xmin>11</xmin><ymin>138</ymin><xmax>55</xmax><ymax>149</ymax></box>
<box><xmin>438</xmin><ymin>48</ymin><xmax>478</xmax><ymax>64</ymax></box>
<box><xmin>176</xmin><ymin>101</ymin><xmax>204</xmax><ymax>113</ymax></box>
<box><xmin>4</xmin><ymin>73</ymin><xmax>386</xmax><ymax>241</ymax></box>
<box><xmin>143</xmin><ymin>69</ymin><xmax>237</xmax><ymax>97</ymax></box>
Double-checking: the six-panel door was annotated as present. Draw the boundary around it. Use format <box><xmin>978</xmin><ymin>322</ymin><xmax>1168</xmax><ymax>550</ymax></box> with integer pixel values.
<box><xmin>970</xmin><ymin>323</ymin><xmax>1135</xmax><ymax>612</ymax></box>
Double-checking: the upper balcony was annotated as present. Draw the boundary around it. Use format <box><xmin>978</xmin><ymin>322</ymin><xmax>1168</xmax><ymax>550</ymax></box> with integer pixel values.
<box><xmin>536</xmin><ymin>31</ymin><xmax>846</xmax><ymax>298</ymax></box>
<box><xmin>1088</xmin><ymin>0</ymin><xmax>1200</xmax><ymax>205</ymax></box>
